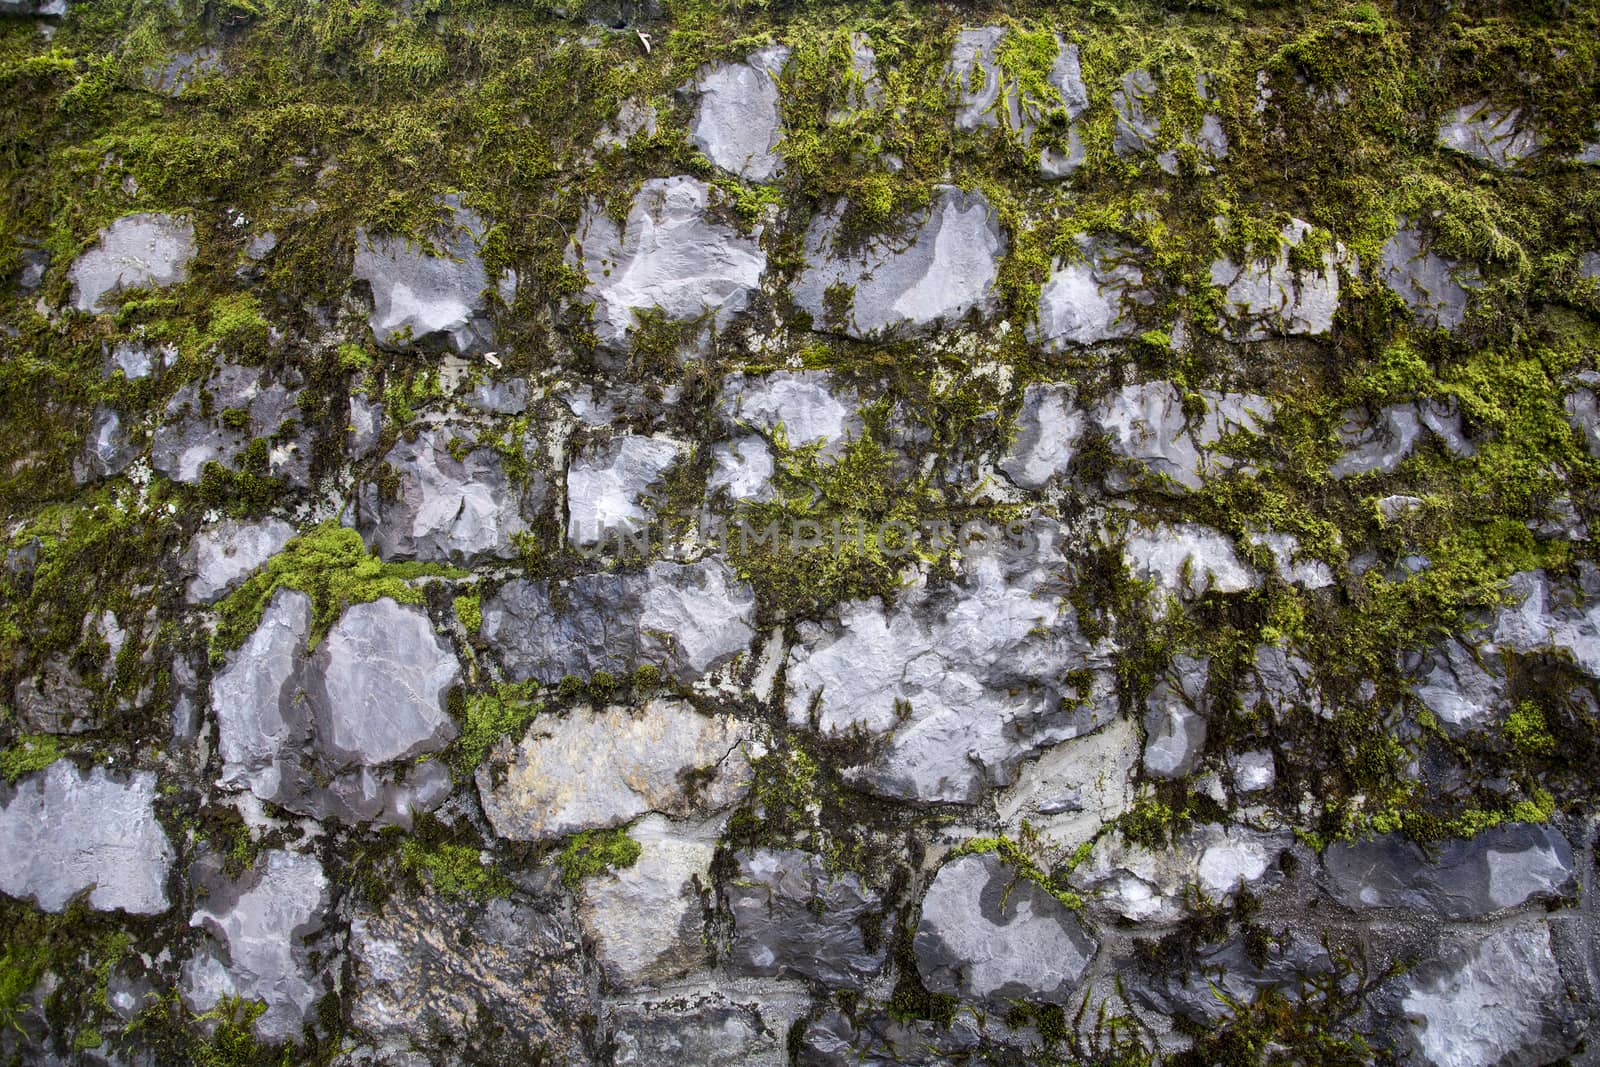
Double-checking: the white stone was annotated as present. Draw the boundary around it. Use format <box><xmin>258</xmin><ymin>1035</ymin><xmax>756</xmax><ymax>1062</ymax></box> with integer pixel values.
<box><xmin>687</xmin><ymin>46</ymin><xmax>788</xmax><ymax>182</ymax></box>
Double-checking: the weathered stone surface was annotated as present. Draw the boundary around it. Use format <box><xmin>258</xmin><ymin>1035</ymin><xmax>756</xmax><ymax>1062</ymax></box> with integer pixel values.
<box><xmin>1210</xmin><ymin>218</ymin><xmax>1341</xmax><ymax>339</ymax></box>
<box><xmin>1112</xmin><ymin>68</ymin><xmax>1159</xmax><ymax>155</ymax></box>
<box><xmin>1240</xmin><ymin>641</ymin><xmax>1326</xmax><ymax>719</ymax></box>
<box><xmin>1246</xmin><ymin>529</ymin><xmax>1335</xmax><ymax>589</ymax></box>
<box><xmin>1403</xmin><ymin>638</ymin><xmax>1504</xmax><ymax>733</ymax></box>
<box><xmin>1040</xmin><ymin>40</ymin><xmax>1090</xmax><ymax>177</ymax></box>
<box><xmin>578</xmin><ymin>814</ymin><xmax>716</xmax><ymax>988</ymax></box>
<box><xmin>185</xmin><ymin>517</ymin><xmax>296</xmax><ymax>604</ymax></box>
<box><xmin>596</xmin><ymin>98</ymin><xmax>658</xmax><ymax>149</ymax></box>
<box><xmin>915</xmin><ymin>852</ymin><xmax>1097</xmax><ymax>1004</ymax></box>
<box><xmin>1231</xmin><ymin>749</ymin><xmax>1276</xmax><ymax>793</ymax></box>
<box><xmin>1399</xmin><ymin>921</ymin><xmax>1584</xmax><ymax>1067</ymax></box>
<box><xmin>11</xmin><ymin>655</ymin><xmax>99</xmax><ymax>735</ymax></box>
<box><xmin>996</xmin><ymin>718</ymin><xmax>1141</xmax><ymax>850</ymax></box>
<box><xmin>152</xmin><ymin>362</ymin><xmax>309</xmax><ymax>486</ymax></box>
<box><xmin>349</xmin><ymin>888</ymin><xmax>594</xmax><ymax>1064</ymax></box>
<box><xmin>785</xmin><ymin>524</ymin><xmax>1117</xmax><ymax>803</ymax></box>
<box><xmin>707</xmin><ymin>435</ymin><xmax>775</xmax><ymax>501</ymax></box>
<box><xmin>1072</xmin><ymin>824</ymin><xmax>1289</xmax><ymax>923</ymax></box>
<box><xmin>360</xmin><ymin>423</ymin><xmax>543</xmax><ymax>565</ymax></box>
<box><xmin>73</xmin><ymin>406</ymin><xmax>134</xmax><ymax>483</ymax></box>
<box><xmin>477</xmin><ymin>698</ymin><xmax>755</xmax><ymax>840</ymax></box>
<box><xmin>107</xmin><ymin>340</ymin><xmax>176</xmax><ymax>380</ymax></box>
<box><xmin>1322</xmin><ymin>823</ymin><xmax>1574</xmax><ymax>918</ymax></box>
<box><xmin>353</xmin><ymin>195</ymin><xmax>498</xmax><ymax>354</ymax></box>
<box><xmin>183</xmin><ymin>849</ymin><xmax>329</xmax><ymax>1044</ymax></box>
<box><xmin>482</xmin><ymin>558</ymin><xmax>757</xmax><ymax>684</ymax></box>
<box><xmin>1092</xmin><ymin>382</ymin><xmax>1271</xmax><ymax>492</ymax></box>
<box><xmin>949</xmin><ymin>28</ymin><xmax>1009</xmax><ymax>131</ymax></box>
<box><xmin>727</xmin><ymin>849</ymin><xmax>886</xmax><ymax>989</ymax></box>
<box><xmin>1437</xmin><ymin>100</ymin><xmax>1541</xmax><ymax>167</ymax></box>
<box><xmin>1031</xmin><ymin>236</ymin><xmax>1148</xmax><ymax>348</ymax></box>
<box><xmin>998</xmin><ymin>383</ymin><xmax>1086</xmax><ymax>488</ymax></box>
<box><xmin>1132</xmin><ymin>933</ymin><xmax>1335</xmax><ymax>1025</ymax></box>
<box><xmin>0</xmin><ymin>762</ymin><xmax>174</xmax><ymax>915</ymax></box>
<box><xmin>1491</xmin><ymin>568</ymin><xmax>1600</xmax><ymax>677</ymax></box>
<box><xmin>1142</xmin><ymin>654</ymin><xmax>1209</xmax><ymax>779</ymax></box>
<box><xmin>609</xmin><ymin>993</ymin><xmax>794</xmax><ymax>1067</ymax></box>
<box><xmin>792</xmin><ymin>185</ymin><xmax>1006</xmax><ymax>339</ymax></box>
<box><xmin>145</xmin><ymin>46</ymin><xmax>220</xmax><ymax>95</ymax></box>
<box><xmin>1582</xmin><ymin>251</ymin><xmax>1600</xmax><ymax>279</ymax></box>
<box><xmin>566</xmin><ymin>434</ymin><xmax>685</xmax><ymax>545</ymax></box>
<box><xmin>1123</xmin><ymin>522</ymin><xmax>1259</xmax><ymax>600</ymax></box>
<box><xmin>717</xmin><ymin>371</ymin><xmax>859</xmax><ymax>448</ymax></box>
<box><xmin>1328</xmin><ymin>403</ymin><xmax>1423</xmax><ymax>478</ymax></box>
<box><xmin>685</xmin><ymin>46</ymin><xmax>788</xmax><ymax>182</ymax></box>
<box><xmin>575</xmin><ymin>175</ymin><xmax>766</xmax><ymax>351</ymax></box>
<box><xmin>0</xmin><ymin>0</ymin><xmax>67</xmax><ymax>15</ymax></box>
<box><xmin>69</xmin><ymin>213</ymin><xmax>196</xmax><ymax>312</ymax></box>
<box><xmin>799</xmin><ymin>1008</ymin><xmax>986</xmax><ymax>1066</ymax></box>
<box><xmin>1381</xmin><ymin>222</ymin><xmax>1482</xmax><ymax>330</ymax></box>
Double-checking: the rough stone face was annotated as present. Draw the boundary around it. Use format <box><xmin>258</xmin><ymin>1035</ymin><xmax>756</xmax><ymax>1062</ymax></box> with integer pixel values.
<box><xmin>1040</xmin><ymin>40</ymin><xmax>1090</xmax><ymax>177</ymax></box>
<box><xmin>107</xmin><ymin>340</ymin><xmax>176</xmax><ymax>380</ymax></box>
<box><xmin>1072</xmin><ymin>824</ymin><xmax>1289</xmax><ymax>923</ymax></box>
<box><xmin>350</xmin><ymin>890</ymin><xmax>594</xmax><ymax>1064</ymax></box>
<box><xmin>1437</xmin><ymin>100</ymin><xmax>1541</xmax><ymax>167</ymax></box>
<box><xmin>182</xmin><ymin>849</ymin><xmax>329</xmax><ymax>1044</ymax></box>
<box><xmin>1322</xmin><ymin>823</ymin><xmax>1574</xmax><ymax>918</ymax></box>
<box><xmin>352</xmin><ymin>195</ymin><xmax>498</xmax><ymax>354</ymax></box>
<box><xmin>707</xmin><ymin>435</ymin><xmax>775</xmax><ymax>501</ymax></box>
<box><xmin>1403</xmin><ymin>638</ymin><xmax>1504</xmax><ymax>733</ymax></box>
<box><xmin>717</xmin><ymin>370</ymin><xmax>859</xmax><ymax>449</ymax></box>
<box><xmin>152</xmin><ymin>362</ymin><xmax>309</xmax><ymax>486</ymax></box>
<box><xmin>482</xmin><ymin>558</ymin><xmax>757</xmax><ymax>684</ymax></box>
<box><xmin>1329</xmin><ymin>403</ymin><xmax>1424</xmax><ymax>478</ymax></box>
<box><xmin>799</xmin><ymin>1009</ymin><xmax>987</xmax><ymax>1065</ymax></box>
<box><xmin>1381</xmin><ymin>222</ymin><xmax>1482</xmax><ymax>330</ymax></box>
<box><xmin>685</xmin><ymin>46</ymin><xmax>788</xmax><ymax>182</ymax></box>
<box><xmin>997</xmin><ymin>718</ymin><xmax>1141</xmax><ymax>850</ymax></box>
<box><xmin>915</xmin><ymin>852</ymin><xmax>1097</xmax><ymax>1004</ymax></box>
<box><xmin>1142</xmin><ymin>654</ymin><xmax>1209</xmax><ymax>779</ymax></box>
<box><xmin>998</xmin><ymin>383</ymin><xmax>1086</xmax><ymax>488</ymax></box>
<box><xmin>575</xmin><ymin>175</ymin><xmax>767</xmax><ymax>351</ymax></box>
<box><xmin>1240</xmin><ymin>642</ymin><xmax>1325</xmax><ymax>719</ymax></box>
<box><xmin>792</xmin><ymin>185</ymin><xmax>1006</xmax><ymax>339</ymax></box>
<box><xmin>1031</xmin><ymin>236</ymin><xmax>1148</xmax><ymax>348</ymax></box>
<box><xmin>145</xmin><ymin>46</ymin><xmax>220</xmax><ymax>95</ymax></box>
<box><xmin>579</xmin><ymin>814</ymin><xmax>716</xmax><ymax>988</ymax></box>
<box><xmin>1112</xmin><ymin>68</ymin><xmax>1160</xmax><ymax>155</ymax></box>
<box><xmin>1123</xmin><ymin>522</ymin><xmax>1259</xmax><ymax>600</ymax></box>
<box><xmin>185</xmin><ymin>518</ymin><xmax>296</xmax><ymax>604</ymax></box>
<box><xmin>727</xmin><ymin>849</ymin><xmax>886</xmax><ymax>989</ymax></box>
<box><xmin>1246</xmin><ymin>529</ymin><xmax>1335</xmax><ymax>589</ymax></box>
<box><xmin>1231</xmin><ymin>749</ymin><xmax>1276</xmax><ymax>793</ymax></box>
<box><xmin>1210</xmin><ymin>218</ymin><xmax>1341</xmax><ymax>339</ymax></box>
<box><xmin>949</xmin><ymin>28</ymin><xmax>1010</xmax><ymax>131</ymax></box>
<box><xmin>69</xmin><ymin>212</ymin><xmax>197</xmax><ymax>312</ymax></box>
<box><xmin>1132</xmin><ymin>932</ymin><xmax>1335</xmax><ymax>1025</ymax></box>
<box><xmin>1490</xmin><ymin>569</ymin><xmax>1600</xmax><ymax>677</ymax></box>
<box><xmin>1399</xmin><ymin>921</ymin><xmax>1582</xmax><ymax>1067</ymax></box>
<box><xmin>0</xmin><ymin>762</ymin><xmax>174</xmax><ymax>915</ymax></box>
<box><xmin>477</xmin><ymin>698</ymin><xmax>755</xmax><ymax>840</ymax></box>
<box><xmin>11</xmin><ymin>655</ymin><xmax>99</xmax><ymax>735</ymax></box>
<box><xmin>360</xmin><ymin>423</ymin><xmax>543</xmax><ymax>565</ymax></box>
<box><xmin>1582</xmin><ymin>251</ymin><xmax>1600</xmax><ymax>279</ymax></box>
<box><xmin>609</xmin><ymin>993</ymin><xmax>795</xmax><ymax>1067</ymax></box>
<box><xmin>566</xmin><ymin>434</ymin><xmax>685</xmax><ymax>545</ymax></box>
<box><xmin>74</xmin><ymin>406</ymin><xmax>135</xmax><ymax>483</ymax></box>
<box><xmin>1091</xmin><ymin>382</ymin><xmax>1272</xmax><ymax>492</ymax></box>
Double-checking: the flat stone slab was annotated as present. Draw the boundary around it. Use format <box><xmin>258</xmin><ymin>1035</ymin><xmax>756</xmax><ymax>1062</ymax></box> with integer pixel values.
<box><xmin>186</xmin><ymin>518</ymin><xmax>296</xmax><ymax>604</ymax></box>
<box><xmin>566</xmin><ymin>434</ymin><xmax>685</xmax><ymax>545</ymax></box>
<box><xmin>1437</xmin><ymin>99</ymin><xmax>1541</xmax><ymax>167</ymax></box>
<box><xmin>1031</xmin><ymin>236</ymin><xmax>1148</xmax><ymax>349</ymax></box>
<box><xmin>727</xmin><ymin>848</ymin><xmax>886</xmax><ymax>989</ymax></box>
<box><xmin>70</xmin><ymin>213</ymin><xmax>196</xmax><ymax>312</ymax></box>
<box><xmin>353</xmin><ymin>195</ymin><xmax>498</xmax><ymax>354</ymax></box>
<box><xmin>685</xmin><ymin>46</ymin><xmax>789</xmax><ymax>182</ymax></box>
<box><xmin>1381</xmin><ymin>221</ymin><xmax>1482</xmax><ymax>331</ymax></box>
<box><xmin>1210</xmin><ymin>218</ymin><xmax>1341</xmax><ymax>339</ymax></box>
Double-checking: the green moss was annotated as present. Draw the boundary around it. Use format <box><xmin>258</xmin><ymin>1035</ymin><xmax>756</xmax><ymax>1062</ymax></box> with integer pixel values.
<box><xmin>953</xmin><ymin>824</ymin><xmax>1083</xmax><ymax>911</ymax></box>
<box><xmin>1</xmin><ymin>733</ymin><xmax>63</xmax><ymax>783</ymax></box>
<box><xmin>556</xmin><ymin>826</ymin><xmax>642</xmax><ymax>890</ymax></box>
<box><xmin>453</xmin><ymin>591</ymin><xmax>482</xmax><ymax>635</ymax></box>
<box><xmin>1505</xmin><ymin>702</ymin><xmax>1557</xmax><ymax>756</ymax></box>
<box><xmin>449</xmin><ymin>681</ymin><xmax>540</xmax><ymax>779</ymax></box>
<box><xmin>398</xmin><ymin>840</ymin><xmax>512</xmax><ymax>900</ymax></box>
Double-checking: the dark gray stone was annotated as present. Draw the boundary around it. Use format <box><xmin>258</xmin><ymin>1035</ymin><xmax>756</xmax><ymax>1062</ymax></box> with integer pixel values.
<box><xmin>1380</xmin><ymin>222</ymin><xmax>1482</xmax><ymax>331</ymax></box>
<box><xmin>353</xmin><ymin>195</ymin><xmax>499</xmax><ymax>354</ymax></box>
<box><xmin>152</xmin><ymin>363</ymin><xmax>309</xmax><ymax>487</ymax></box>
<box><xmin>727</xmin><ymin>849</ymin><xmax>886</xmax><ymax>989</ymax></box>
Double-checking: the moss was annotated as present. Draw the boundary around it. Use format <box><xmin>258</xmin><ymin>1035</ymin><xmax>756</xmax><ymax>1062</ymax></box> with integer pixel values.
<box><xmin>953</xmin><ymin>824</ymin><xmax>1083</xmax><ymax>911</ymax></box>
<box><xmin>449</xmin><ymin>682</ymin><xmax>540</xmax><ymax>779</ymax></box>
<box><xmin>453</xmin><ymin>592</ymin><xmax>482</xmax><ymax>635</ymax></box>
<box><xmin>398</xmin><ymin>840</ymin><xmax>512</xmax><ymax>900</ymax></box>
<box><xmin>556</xmin><ymin>826</ymin><xmax>642</xmax><ymax>890</ymax></box>
<box><xmin>0</xmin><ymin>733</ymin><xmax>63</xmax><ymax>783</ymax></box>
<box><xmin>1504</xmin><ymin>701</ymin><xmax>1557</xmax><ymax>756</ymax></box>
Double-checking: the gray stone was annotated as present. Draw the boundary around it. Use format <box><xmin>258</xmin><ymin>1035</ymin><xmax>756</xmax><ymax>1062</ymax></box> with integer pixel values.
<box><xmin>707</xmin><ymin>435</ymin><xmax>775</xmax><ymax>502</ymax></box>
<box><xmin>1113</xmin><ymin>68</ymin><xmax>1160</xmax><ymax>155</ymax></box>
<box><xmin>1404</xmin><ymin>638</ymin><xmax>1504</xmax><ymax>733</ymax></box>
<box><xmin>566</xmin><ymin>434</ymin><xmax>685</xmax><ymax>545</ymax></box>
<box><xmin>1040</xmin><ymin>40</ymin><xmax>1090</xmax><ymax>177</ymax></box>
<box><xmin>1491</xmin><ymin>569</ymin><xmax>1600</xmax><ymax>678</ymax></box>
<box><xmin>1322</xmin><ymin>823</ymin><xmax>1574</xmax><ymax>918</ymax></box>
<box><xmin>11</xmin><ymin>655</ymin><xmax>98</xmax><ymax>735</ymax></box>
<box><xmin>152</xmin><ymin>363</ymin><xmax>309</xmax><ymax>486</ymax></box>
<box><xmin>610</xmin><ymin>994</ymin><xmax>791</xmax><ymax>1067</ymax></box>
<box><xmin>1328</xmin><ymin>403</ymin><xmax>1424</xmax><ymax>478</ymax></box>
<box><xmin>915</xmin><ymin>852</ymin><xmax>1097</xmax><ymax>1004</ymax></box>
<box><xmin>69</xmin><ymin>213</ymin><xmax>196</xmax><ymax>312</ymax></box>
<box><xmin>1210</xmin><ymin>218</ymin><xmax>1341</xmax><ymax>339</ymax></box>
<box><xmin>107</xmin><ymin>340</ymin><xmax>175</xmax><ymax>380</ymax></box>
<box><xmin>0</xmin><ymin>762</ymin><xmax>174</xmax><ymax>915</ymax></box>
<box><xmin>74</xmin><ymin>406</ymin><xmax>134</xmax><ymax>483</ymax></box>
<box><xmin>1240</xmin><ymin>642</ymin><xmax>1324</xmax><ymax>718</ymax></box>
<box><xmin>574</xmin><ymin>176</ymin><xmax>766</xmax><ymax>351</ymax></box>
<box><xmin>350</xmin><ymin>890</ymin><xmax>593</xmax><ymax>1064</ymax></box>
<box><xmin>0</xmin><ymin>0</ymin><xmax>67</xmax><ymax>15</ymax></box>
<box><xmin>1231</xmin><ymin>749</ymin><xmax>1275</xmax><ymax>793</ymax></box>
<box><xmin>353</xmin><ymin>195</ymin><xmax>497</xmax><ymax>354</ymax></box>
<box><xmin>1581</xmin><ymin>251</ymin><xmax>1600</xmax><ymax>280</ymax></box>
<box><xmin>1072</xmin><ymin>824</ymin><xmax>1288</xmax><ymax>923</ymax></box>
<box><xmin>785</xmin><ymin>523</ymin><xmax>1117</xmax><ymax>803</ymax></box>
<box><xmin>1133</xmin><ymin>933</ymin><xmax>1334</xmax><ymax>1025</ymax></box>
<box><xmin>183</xmin><ymin>849</ymin><xmax>329</xmax><ymax>1045</ymax></box>
<box><xmin>717</xmin><ymin>370</ymin><xmax>859</xmax><ymax>448</ymax></box>
<box><xmin>244</xmin><ymin>232</ymin><xmax>277</xmax><ymax>262</ymax></box>
<box><xmin>998</xmin><ymin>383</ymin><xmax>1086</xmax><ymax>488</ymax></box>
<box><xmin>145</xmin><ymin>46</ymin><xmax>220</xmax><ymax>95</ymax></box>
<box><xmin>1091</xmin><ymin>382</ymin><xmax>1271</xmax><ymax>492</ymax></box>
<box><xmin>185</xmin><ymin>517</ymin><xmax>296</xmax><ymax>604</ymax></box>
<box><xmin>463</xmin><ymin>376</ymin><xmax>527</xmax><ymax>415</ymax></box>
<box><xmin>482</xmin><ymin>558</ymin><xmax>757</xmax><ymax>685</ymax></box>
<box><xmin>1123</xmin><ymin>522</ymin><xmax>1259</xmax><ymax>600</ymax></box>
<box><xmin>360</xmin><ymin>423</ymin><xmax>543</xmax><ymax>565</ymax></box>
<box><xmin>1381</xmin><ymin>221</ymin><xmax>1482</xmax><ymax>330</ymax></box>
<box><xmin>1246</xmin><ymin>529</ymin><xmax>1335</xmax><ymax>589</ymax></box>
<box><xmin>1031</xmin><ymin>236</ymin><xmax>1148</xmax><ymax>348</ymax></box>
<box><xmin>1142</xmin><ymin>655</ymin><xmax>1209</xmax><ymax>779</ymax></box>
<box><xmin>1437</xmin><ymin>100</ymin><xmax>1541</xmax><ymax>167</ymax></box>
<box><xmin>949</xmin><ymin>28</ymin><xmax>1008</xmax><ymax>131</ymax></box>
<box><xmin>596</xmin><ymin>98</ymin><xmax>658</xmax><ymax>149</ymax></box>
<box><xmin>799</xmin><ymin>1008</ymin><xmax>986</xmax><ymax>1066</ymax></box>
<box><xmin>685</xmin><ymin>46</ymin><xmax>788</xmax><ymax>182</ymax></box>
<box><xmin>1579</xmin><ymin>125</ymin><xmax>1600</xmax><ymax>165</ymax></box>
<box><xmin>1399</xmin><ymin>920</ymin><xmax>1583</xmax><ymax>1067</ymax></box>
<box><xmin>476</xmin><ymin>698</ymin><xmax>755</xmax><ymax>841</ymax></box>
<box><xmin>727</xmin><ymin>849</ymin><xmax>886</xmax><ymax>989</ymax></box>
<box><xmin>578</xmin><ymin>814</ymin><xmax>715</xmax><ymax>988</ymax></box>
<box><xmin>792</xmin><ymin>185</ymin><xmax>1006</xmax><ymax>339</ymax></box>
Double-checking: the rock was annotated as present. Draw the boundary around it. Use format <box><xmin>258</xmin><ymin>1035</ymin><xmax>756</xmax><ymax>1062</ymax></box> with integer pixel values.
<box><xmin>609</xmin><ymin>993</ymin><xmax>794</xmax><ymax>1067</ymax></box>
<box><xmin>717</xmin><ymin>371</ymin><xmax>859</xmax><ymax>449</ymax></box>
<box><xmin>1399</xmin><ymin>920</ymin><xmax>1584</xmax><ymax>1067</ymax></box>
<box><xmin>596</xmin><ymin>98</ymin><xmax>658</xmax><ymax>149</ymax></box>
<box><xmin>1132</xmin><ymin>933</ymin><xmax>1335</xmax><ymax>1025</ymax></box>
<box><xmin>1091</xmin><ymin>382</ymin><xmax>1272</xmax><ymax>492</ymax></box>
<box><xmin>1580</xmin><ymin>125</ymin><xmax>1600</xmax><ymax>165</ymax></box>
<box><xmin>578</xmin><ymin>814</ymin><xmax>716</xmax><ymax>988</ymax></box>
<box><xmin>685</xmin><ymin>46</ymin><xmax>788</xmax><ymax>182</ymax></box>
<box><xmin>185</xmin><ymin>517</ymin><xmax>296</xmax><ymax>603</ymax></box>
<box><xmin>1031</xmin><ymin>236</ymin><xmax>1148</xmax><ymax>348</ymax></box>
<box><xmin>1381</xmin><ymin>221</ymin><xmax>1482</xmax><ymax>330</ymax></box>
<box><xmin>1231</xmin><ymin>749</ymin><xmax>1275</xmax><ymax>793</ymax></box>
<box><xmin>707</xmin><ymin>435</ymin><xmax>775</xmax><ymax>501</ymax></box>
<box><xmin>914</xmin><ymin>852</ymin><xmax>1097</xmax><ymax>1004</ymax></box>
<box><xmin>11</xmin><ymin>655</ymin><xmax>99</xmax><ymax>734</ymax></box>
<box><xmin>998</xmin><ymin>383</ymin><xmax>1086</xmax><ymax>488</ymax></box>
<box><xmin>476</xmin><ymin>698</ymin><xmax>755</xmax><ymax>841</ymax></box>
<box><xmin>1072</xmin><ymin>824</ymin><xmax>1288</xmax><ymax>923</ymax></box>
<box><xmin>350</xmin><ymin>890</ymin><xmax>593</xmax><ymax>1064</ymax></box>
<box><xmin>1581</xmin><ymin>251</ymin><xmax>1600</xmax><ymax>279</ymax></box>
<box><xmin>996</xmin><ymin>718</ymin><xmax>1141</xmax><ymax>850</ymax></box>
<box><xmin>1437</xmin><ymin>100</ymin><xmax>1540</xmax><ymax>167</ymax></box>
<box><xmin>566</xmin><ymin>434</ymin><xmax>685</xmax><ymax>545</ymax></box>
<box><xmin>145</xmin><ymin>46</ymin><xmax>220</xmax><ymax>95</ymax></box>
<box><xmin>1246</xmin><ymin>529</ymin><xmax>1335</xmax><ymax>589</ymax></box>
<box><xmin>74</xmin><ymin>406</ymin><xmax>134</xmax><ymax>483</ymax></box>
<box><xmin>799</xmin><ymin>1008</ymin><xmax>986</xmax><ymax>1065</ymax></box>
<box><xmin>1040</xmin><ymin>41</ymin><xmax>1090</xmax><ymax>177</ymax></box>
<box><xmin>792</xmin><ymin>185</ymin><xmax>1006</xmax><ymax>339</ymax></box>
<box><xmin>574</xmin><ymin>176</ymin><xmax>767</xmax><ymax>351</ymax></box>
<box><xmin>0</xmin><ymin>0</ymin><xmax>67</xmax><ymax>15</ymax></box>
<box><xmin>1196</xmin><ymin>833</ymin><xmax>1278</xmax><ymax>897</ymax></box>
<box><xmin>1123</xmin><ymin>522</ymin><xmax>1259</xmax><ymax>600</ymax></box>
<box><xmin>1328</xmin><ymin>403</ymin><xmax>1424</xmax><ymax>478</ymax></box>
<box><xmin>69</xmin><ymin>213</ymin><xmax>197</xmax><ymax>313</ymax></box>
<box><xmin>1210</xmin><ymin>218</ymin><xmax>1341</xmax><ymax>339</ymax></box>
<box><xmin>784</xmin><ymin>523</ymin><xmax>1117</xmax><ymax>803</ymax></box>
<box><xmin>0</xmin><ymin>762</ymin><xmax>174</xmax><ymax>915</ymax></box>
<box><xmin>1489</xmin><ymin>569</ymin><xmax>1600</xmax><ymax>674</ymax></box>
<box><xmin>949</xmin><ymin>28</ymin><xmax>1010</xmax><ymax>131</ymax></box>
<box><xmin>727</xmin><ymin>849</ymin><xmax>886</xmax><ymax>988</ymax></box>
<box><xmin>1240</xmin><ymin>642</ymin><xmax>1325</xmax><ymax>719</ymax></box>
<box><xmin>182</xmin><ymin>849</ymin><xmax>329</xmax><ymax>1044</ymax></box>
<box><xmin>1322</xmin><ymin>823</ymin><xmax>1574</xmax><ymax>918</ymax></box>
<box><xmin>1113</xmin><ymin>68</ymin><xmax>1160</xmax><ymax>155</ymax></box>
<box><xmin>1403</xmin><ymin>638</ymin><xmax>1504</xmax><ymax>733</ymax></box>
<box><xmin>360</xmin><ymin>423</ymin><xmax>543</xmax><ymax>565</ymax></box>
<box><xmin>152</xmin><ymin>363</ymin><xmax>309</xmax><ymax>487</ymax></box>
<box><xmin>107</xmin><ymin>340</ymin><xmax>175</xmax><ymax>380</ymax></box>
<box><xmin>353</xmin><ymin>195</ymin><xmax>498</xmax><ymax>354</ymax></box>
<box><xmin>481</xmin><ymin>558</ymin><xmax>758</xmax><ymax>684</ymax></box>
<box><xmin>1142</xmin><ymin>655</ymin><xmax>1209</xmax><ymax>779</ymax></box>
